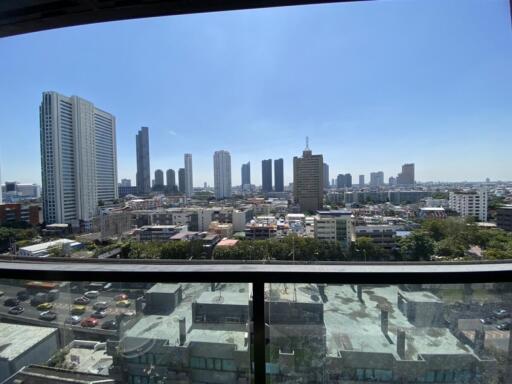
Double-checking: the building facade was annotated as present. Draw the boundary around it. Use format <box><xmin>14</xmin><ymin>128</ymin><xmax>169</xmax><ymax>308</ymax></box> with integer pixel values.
<box><xmin>323</xmin><ymin>163</ymin><xmax>329</xmax><ymax>189</ymax></box>
<box><xmin>40</xmin><ymin>92</ymin><xmax>117</xmax><ymax>228</ymax></box>
<box><xmin>136</xmin><ymin>126</ymin><xmax>151</xmax><ymax>195</ymax></box>
<box><xmin>293</xmin><ymin>147</ymin><xmax>323</xmax><ymax>212</ymax></box>
<box><xmin>449</xmin><ymin>190</ymin><xmax>488</xmax><ymax>222</ymax></box>
<box><xmin>397</xmin><ymin>163</ymin><xmax>415</xmax><ymax>186</ymax></box>
<box><xmin>241</xmin><ymin>162</ymin><xmax>251</xmax><ymax>190</ymax></box>
<box><xmin>274</xmin><ymin>158</ymin><xmax>284</xmax><ymax>193</ymax></box>
<box><xmin>262</xmin><ymin>159</ymin><xmax>272</xmax><ymax>193</ymax></box>
<box><xmin>166</xmin><ymin>169</ymin><xmax>176</xmax><ymax>191</ymax></box>
<box><xmin>154</xmin><ymin>169</ymin><xmax>164</xmax><ymax>187</ymax></box>
<box><xmin>497</xmin><ymin>205</ymin><xmax>512</xmax><ymax>232</ymax></box>
<box><xmin>370</xmin><ymin>171</ymin><xmax>385</xmax><ymax>186</ymax></box>
<box><xmin>314</xmin><ymin>210</ymin><xmax>353</xmax><ymax>249</ymax></box>
<box><xmin>185</xmin><ymin>153</ymin><xmax>193</xmax><ymax>197</ymax></box>
<box><xmin>359</xmin><ymin>174</ymin><xmax>365</xmax><ymax>187</ymax></box>
<box><xmin>178</xmin><ymin>168</ymin><xmax>186</xmax><ymax>194</ymax></box>
<box><xmin>214</xmin><ymin>150</ymin><xmax>232</xmax><ymax>199</ymax></box>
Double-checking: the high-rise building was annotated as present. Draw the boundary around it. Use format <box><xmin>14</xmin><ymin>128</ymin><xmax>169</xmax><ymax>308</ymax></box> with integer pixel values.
<box><xmin>166</xmin><ymin>169</ymin><xmax>176</xmax><ymax>190</ymax></box>
<box><xmin>359</xmin><ymin>175</ymin><xmax>365</xmax><ymax>187</ymax></box>
<box><xmin>214</xmin><ymin>151</ymin><xmax>232</xmax><ymax>199</ymax></box>
<box><xmin>337</xmin><ymin>174</ymin><xmax>346</xmax><ymax>188</ymax></box>
<box><xmin>397</xmin><ymin>163</ymin><xmax>415</xmax><ymax>186</ymax></box>
<box><xmin>178</xmin><ymin>168</ymin><xmax>185</xmax><ymax>194</ymax></box>
<box><xmin>449</xmin><ymin>189</ymin><xmax>488</xmax><ymax>222</ymax></box>
<box><xmin>389</xmin><ymin>176</ymin><xmax>396</xmax><ymax>186</ymax></box>
<box><xmin>120</xmin><ymin>179</ymin><xmax>131</xmax><ymax>187</ymax></box>
<box><xmin>293</xmin><ymin>144</ymin><xmax>323</xmax><ymax>212</ymax></box>
<box><xmin>345</xmin><ymin>173</ymin><xmax>352</xmax><ymax>188</ymax></box>
<box><xmin>370</xmin><ymin>171</ymin><xmax>385</xmax><ymax>186</ymax></box>
<box><xmin>262</xmin><ymin>159</ymin><xmax>272</xmax><ymax>192</ymax></box>
<box><xmin>136</xmin><ymin>127</ymin><xmax>151</xmax><ymax>195</ymax></box>
<box><xmin>154</xmin><ymin>169</ymin><xmax>164</xmax><ymax>187</ymax></box>
<box><xmin>241</xmin><ymin>162</ymin><xmax>251</xmax><ymax>189</ymax></box>
<box><xmin>323</xmin><ymin>163</ymin><xmax>330</xmax><ymax>189</ymax></box>
<box><xmin>184</xmin><ymin>153</ymin><xmax>193</xmax><ymax>197</ymax></box>
<box><xmin>40</xmin><ymin>91</ymin><xmax>117</xmax><ymax>228</ymax></box>
<box><xmin>274</xmin><ymin>158</ymin><xmax>284</xmax><ymax>192</ymax></box>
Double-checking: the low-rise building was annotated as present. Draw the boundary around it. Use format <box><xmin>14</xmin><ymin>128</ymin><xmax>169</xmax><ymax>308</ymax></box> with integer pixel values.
<box><xmin>209</xmin><ymin>221</ymin><xmax>234</xmax><ymax>238</ymax></box>
<box><xmin>135</xmin><ymin>225</ymin><xmax>185</xmax><ymax>241</ymax></box>
<box><xmin>496</xmin><ymin>205</ymin><xmax>512</xmax><ymax>232</ymax></box>
<box><xmin>418</xmin><ymin>207</ymin><xmax>447</xmax><ymax>220</ymax></box>
<box><xmin>0</xmin><ymin>203</ymin><xmax>40</xmax><ymax>226</ymax></box>
<box><xmin>18</xmin><ymin>238</ymin><xmax>83</xmax><ymax>257</ymax></box>
<box><xmin>314</xmin><ymin>210</ymin><xmax>353</xmax><ymax>249</ymax></box>
<box><xmin>6</xmin><ymin>365</ymin><xmax>116</xmax><ymax>384</ymax></box>
<box><xmin>355</xmin><ymin>224</ymin><xmax>403</xmax><ymax>252</ymax></box>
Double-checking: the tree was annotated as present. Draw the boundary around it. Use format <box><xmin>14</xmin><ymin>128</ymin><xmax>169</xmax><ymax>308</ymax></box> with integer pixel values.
<box><xmin>350</xmin><ymin>237</ymin><xmax>386</xmax><ymax>261</ymax></box>
<box><xmin>398</xmin><ymin>231</ymin><xmax>435</xmax><ymax>261</ymax></box>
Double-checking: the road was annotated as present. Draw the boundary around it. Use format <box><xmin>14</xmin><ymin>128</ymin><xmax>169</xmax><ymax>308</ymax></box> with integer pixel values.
<box><xmin>0</xmin><ymin>281</ymin><xmax>136</xmax><ymax>332</ymax></box>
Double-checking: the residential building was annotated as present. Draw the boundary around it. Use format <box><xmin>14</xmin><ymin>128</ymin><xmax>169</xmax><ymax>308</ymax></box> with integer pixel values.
<box><xmin>262</xmin><ymin>159</ymin><xmax>272</xmax><ymax>192</ymax></box>
<box><xmin>40</xmin><ymin>92</ymin><xmax>118</xmax><ymax>229</ymax></box>
<box><xmin>209</xmin><ymin>220</ymin><xmax>233</xmax><ymax>237</ymax></box>
<box><xmin>293</xmin><ymin>145</ymin><xmax>323</xmax><ymax>212</ymax></box>
<box><xmin>154</xmin><ymin>169</ymin><xmax>164</xmax><ymax>187</ymax></box>
<box><xmin>389</xmin><ymin>190</ymin><xmax>431</xmax><ymax>205</ymax></box>
<box><xmin>232</xmin><ymin>207</ymin><xmax>254</xmax><ymax>232</ymax></box>
<box><xmin>449</xmin><ymin>189</ymin><xmax>488</xmax><ymax>222</ymax></box>
<box><xmin>274</xmin><ymin>158</ymin><xmax>284</xmax><ymax>192</ymax></box>
<box><xmin>120</xmin><ymin>178</ymin><xmax>131</xmax><ymax>187</ymax></box>
<box><xmin>359</xmin><ymin>174</ymin><xmax>365</xmax><ymax>187</ymax></box>
<box><xmin>389</xmin><ymin>176</ymin><xmax>396</xmax><ymax>186</ymax></box>
<box><xmin>497</xmin><ymin>205</ymin><xmax>512</xmax><ymax>232</ymax></box>
<box><xmin>214</xmin><ymin>150</ymin><xmax>232</xmax><ymax>199</ymax></box>
<box><xmin>166</xmin><ymin>168</ymin><xmax>176</xmax><ymax>191</ymax></box>
<box><xmin>136</xmin><ymin>126</ymin><xmax>151</xmax><ymax>195</ymax></box>
<box><xmin>118</xmin><ymin>185</ymin><xmax>138</xmax><ymax>197</ymax></box>
<box><xmin>323</xmin><ymin>163</ymin><xmax>330</xmax><ymax>189</ymax></box>
<box><xmin>336</xmin><ymin>174</ymin><xmax>346</xmax><ymax>189</ymax></box>
<box><xmin>314</xmin><ymin>210</ymin><xmax>353</xmax><ymax>249</ymax></box>
<box><xmin>135</xmin><ymin>225</ymin><xmax>183</xmax><ymax>241</ymax></box>
<box><xmin>0</xmin><ymin>203</ymin><xmax>40</xmax><ymax>226</ymax></box>
<box><xmin>370</xmin><ymin>171</ymin><xmax>385</xmax><ymax>186</ymax></box>
<box><xmin>419</xmin><ymin>207</ymin><xmax>447</xmax><ymax>220</ymax></box>
<box><xmin>355</xmin><ymin>224</ymin><xmax>402</xmax><ymax>252</ymax></box>
<box><xmin>185</xmin><ymin>153</ymin><xmax>193</xmax><ymax>197</ymax></box>
<box><xmin>0</xmin><ymin>324</ymin><xmax>59</xmax><ymax>382</ymax></box>
<box><xmin>345</xmin><ymin>173</ymin><xmax>352</xmax><ymax>188</ymax></box>
<box><xmin>178</xmin><ymin>168</ymin><xmax>186</xmax><ymax>194</ymax></box>
<box><xmin>197</xmin><ymin>208</ymin><xmax>214</xmax><ymax>232</ymax></box>
<box><xmin>241</xmin><ymin>162</ymin><xmax>251</xmax><ymax>190</ymax></box>
<box><xmin>397</xmin><ymin>163</ymin><xmax>415</xmax><ymax>186</ymax></box>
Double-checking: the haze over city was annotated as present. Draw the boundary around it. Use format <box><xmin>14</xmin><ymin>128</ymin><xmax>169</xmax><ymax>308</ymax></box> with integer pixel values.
<box><xmin>1</xmin><ymin>0</ymin><xmax>511</xmax><ymax>186</ymax></box>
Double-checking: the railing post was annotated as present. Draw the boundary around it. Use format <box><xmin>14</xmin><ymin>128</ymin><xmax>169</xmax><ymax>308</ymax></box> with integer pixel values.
<box><xmin>253</xmin><ymin>280</ymin><xmax>265</xmax><ymax>383</ymax></box>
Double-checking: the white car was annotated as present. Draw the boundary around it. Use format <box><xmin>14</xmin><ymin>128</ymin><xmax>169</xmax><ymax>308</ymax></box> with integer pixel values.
<box><xmin>0</xmin><ymin>291</ymin><xmax>4</xmax><ymax>297</ymax></box>
<box><xmin>84</xmin><ymin>291</ymin><xmax>99</xmax><ymax>299</ymax></box>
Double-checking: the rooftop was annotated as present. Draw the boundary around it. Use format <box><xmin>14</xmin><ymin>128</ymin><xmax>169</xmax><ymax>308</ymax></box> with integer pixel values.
<box><xmin>19</xmin><ymin>239</ymin><xmax>78</xmax><ymax>253</ymax></box>
<box><xmin>147</xmin><ymin>283</ymin><xmax>182</xmax><ymax>294</ymax></box>
<box><xmin>0</xmin><ymin>323</ymin><xmax>57</xmax><ymax>361</ymax></box>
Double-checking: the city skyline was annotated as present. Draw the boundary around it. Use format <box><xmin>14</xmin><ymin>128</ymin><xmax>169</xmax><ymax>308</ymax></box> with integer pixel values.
<box><xmin>1</xmin><ymin>1</ymin><xmax>512</xmax><ymax>185</ymax></box>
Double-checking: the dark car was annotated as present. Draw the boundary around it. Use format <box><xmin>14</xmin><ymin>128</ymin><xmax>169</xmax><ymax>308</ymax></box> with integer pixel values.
<box><xmin>493</xmin><ymin>309</ymin><xmax>509</xmax><ymax>319</ymax></box>
<box><xmin>497</xmin><ymin>321</ymin><xmax>511</xmax><ymax>331</ymax></box>
<box><xmin>39</xmin><ymin>311</ymin><xmax>57</xmax><ymax>321</ymax></box>
<box><xmin>8</xmin><ymin>305</ymin><xmax>24</xmax><ymax>315</ymax></box>
<box><xmin>16</xmin><ymin>291</ymin><xmax>30</xmax><ymax>301</ymax></box>
<box><xmin>101</xmin><ymin>319</ymin><xmax>117</xmax><ymax>330</ymax></box>
<box><xmin>91</xmin><ymin>310</ymin><xmax>107</xmax><ymax>319</ymax></box>
<box><xmin>480</xmin><ymin>317</ymin><xmax>494</xmax><ymax>325</ymax></box>
<box><xmin>4</xmin><ymin>298</ymin><xmax>20</xmax><ymax>307</ymax></box>
<box><xmin>93</xmin><ymin>301</ymin><xmax>109</xmax><ymax>310</ymax></box>
<box><xmin>74</xmin><ymin>296</ymin><xmax>90</xmax><ymax>305</ymax></box>
<box><xmin>64</xmin><ymin>315</ymin><xmax>82</xmax><ymax>325</ymax></box>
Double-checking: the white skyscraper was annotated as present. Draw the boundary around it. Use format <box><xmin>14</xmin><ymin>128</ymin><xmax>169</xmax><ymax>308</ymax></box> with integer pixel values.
<box><xmin>40</xmin><ymin>92</ymin><xmax>117</xmax><ymax>228</ymax></box>
<box><xmin>184</xmin><ymin>153</ymin><xmax>193</xmax><ymax>198</ymax></box>
<box><xmin>213</xmin><ymin>150</ymin><xmax>231</xmax><ymax>199</ymax></box>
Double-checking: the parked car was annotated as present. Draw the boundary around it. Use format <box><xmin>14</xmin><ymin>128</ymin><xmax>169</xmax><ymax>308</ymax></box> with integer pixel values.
<box><xmin>91</xmin><ymin>310</ymin><xmax>107</xmax><ymax>319</ymax></box>
<box><xmin>480</xmin><ymin>317</ymin><xmax>493</xmax><ymax>325</ymax></box>
<box><xmin>93</xmin><ymin>301</ymin><xmax>109</xmax><ymax>310</ymax></box>
<box><xmin>74</xmin><ymin>296</ymin><xmax>90</xmax><ymax>305</ymax></box>
<box><xmin>497</xmin><ymin>321</ymin><xmax>511</xmax><ymax>331</ymax></box>
<box><xmin>103</xmin><ymin>283</ymin><xmax>113</xmax><ymax>291</ymax></box>
<box><xmin>0</xmin><ymin>291</ymin><xmax>4</xmax><ymax>297</ymax></box>
<box><xmin>71</xmin><ymin>305</ymin><xmax>86</xmax><ymax>315</ymax></box>
<box><xmin>16</xmin><ymin>290</ymin><xmax>30</xmax><ymax>301</ymax></box>
<box><xmin>31</xmin><ymin>292</ymin><xmax>48</xmax><ymax>306</ymax></box>
<box><xmin>65</xmin><ymin>315</ymin><xmax>82</xmax><ymax>325</ymax></box>
<box><xmin>81</xmin><ymin>317</ymin><xmax>98</xmax><ymax>327</ymax></box>
<box><xmin>47</xmin><ymin>289</ymin><xmax>60</xmax><ymax>301</ymax></box>
<box><xmin>114</xmin><ymin>293</ymin><xmax>128</xmax><ymax>301</ymax></box>
<box><xmin>116</xmin><ymin>299</ymin><xmax>131</xmax><ymax>307</ymax></box>
<box><xmin>4</xmin><ymin>298</ymin><xmax>20</xmax><ymax>307</ymax></box>
<box><xmin>120</xmin><ymin>310</ymin><xmax>136</xmax><ymax>319</ymax></box>
<box><xmin>39</xmin><ymin>311</ymin><xmax>57</xmax><ymax>321</ymax></box>
<box><xmin>493</xmin><ymin>309</ymin><xmax>509</xmax><ymax>319</ymax></box>
<box><xmin>84</xmin><ymin>291</ymin><xmax>99</xmax><ymax>299</ymax></box>
<box><xmin>37</xmin><ymin>302</ymin><xmax>53</xmax><ymax>311</ymax></box>
<box><xmin>101</xmin><ymin>320</ymin><xmax>117</xmax><ymax>330</ymax></box>
<box><xmin>8</xmin><ymin>305</ymin><xmax>24</xmax><ymax>315</ymax></box>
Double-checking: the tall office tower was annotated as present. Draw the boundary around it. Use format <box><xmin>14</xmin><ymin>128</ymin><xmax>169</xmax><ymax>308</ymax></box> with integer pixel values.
<box><xmin>40</xmin><ymin>92</ymin><xmax>117</xmax><ymax>228</ymax></box>
<box><xmin>262</xmin><ymin>159</ymin><xmax>272</xmax><ymax>192</ymax></box>
<box><xmin>241</xmin><ymin>162</ymin><xmax>251</xmax><ymax>189</ymax></box>
<box><xmin>293</xmin><ymin>143</ymin><xmax>323</xmax><ymax>212</ymax></box>
<box><xmin>166</xmin><ymin>169</ymin><xmax>176</xmax><ymax>190</ymax></box>
<box><xmin>323</xmin><ymin>163</ymin><xmax>330</xmax><ymax>189</ymax></box>
<box><xmin>178</xmin><ymin>168</ymin><xmax>186</xmax><ymax>194</ymax></box>
<box><xmin>336</xmin><ymin>174</ymin><xmax>346</xmax><ymax>188</ymax></box>
<box><xmin>397</xmin><ymin>163</ymin><xmax>415</xmax><ymax>186</ymax></box>
<box><xmin>345</xmin><ymin>173</ymin><xmax>352</xmax><ymax>188</ymax></box>
<box><xmin>154</xmin><ymin>169</ymin><xmax>164</xmax><ymax>187</ymax></box>
<box><xmin>214</xmin><ymin>150</ymin><xmax>232</xmax><ymax>199</ymax></box>
<box><xmin>274</xmin><ymin>158</ymin><xmax>284</xmax><ymax>192</ymax></box>
<box><xmin>389</xmin><ymin>176</ymin><xmax>396</xmax><ymax>186</ymax></box>
<box><xmin>184</xmin><ymin>153</ymin><xmax>193</xmax><ymax>197</ymax></box>
<box><xmin>136</xmin><ymin>127</ymin><xmax>151</xmax><ymax>195</ymax></box>
<box><xmin>370</xmin><ymin>171</ymin><xmax>385</xmax><ymax>186</ymax></box>
<box><xmin>359</xmin><ymin>175</ymin><xmax>365</xmax><ymax>187</ymax></box>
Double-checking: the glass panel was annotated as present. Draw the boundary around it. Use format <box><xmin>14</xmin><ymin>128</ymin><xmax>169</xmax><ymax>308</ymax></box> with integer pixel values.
<box><xmin>265</xmin><ymin>283</ymin><xmax>509</xmax><ymax>383</ymax></box>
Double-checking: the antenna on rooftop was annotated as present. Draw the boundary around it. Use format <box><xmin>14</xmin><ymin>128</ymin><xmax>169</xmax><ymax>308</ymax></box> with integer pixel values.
<box><xmin>305</xmin><ymin>136</ymin><xmax>310</xmax><ymax>150</ymax></box>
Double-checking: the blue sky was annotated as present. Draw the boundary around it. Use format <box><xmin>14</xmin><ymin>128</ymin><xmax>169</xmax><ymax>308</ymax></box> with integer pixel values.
<box><xmin>0</xmin><ymin>0</ymin><xmax>511</xmax><ymax>186</ymax></box>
